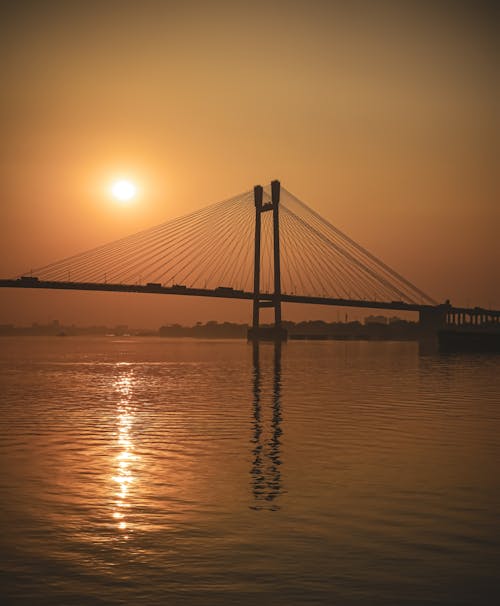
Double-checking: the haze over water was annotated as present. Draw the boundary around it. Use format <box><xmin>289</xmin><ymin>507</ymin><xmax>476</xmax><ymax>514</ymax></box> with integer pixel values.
<box><xmin>1</xmin><ymin>337</ymin><xmax>499</xmax><ymax>605</ymax></box>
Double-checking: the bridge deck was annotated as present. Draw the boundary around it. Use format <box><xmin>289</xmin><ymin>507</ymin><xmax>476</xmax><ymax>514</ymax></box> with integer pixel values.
<box><xmin>1</xmin><ymin>279</ymin><xmax>499</xmax><ymax>317</ymax></box>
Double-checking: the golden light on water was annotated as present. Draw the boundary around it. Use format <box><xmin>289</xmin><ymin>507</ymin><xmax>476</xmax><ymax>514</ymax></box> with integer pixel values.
<box><xmin>111</xmin><ymin>372</ymin><xmax>138</xmax><ymax>535</ymax></box>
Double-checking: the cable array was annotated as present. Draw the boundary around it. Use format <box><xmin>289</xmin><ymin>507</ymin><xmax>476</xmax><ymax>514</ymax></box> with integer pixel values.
<box><xmin>31</xmin><ymin>191</ymin><xmax>256</xmax><ymax>291</ymax></box>
<box><xmin>278</xmin><ymin>187</ymin><xmax>436</xmax><ymax>305</ymax></box>
<box><xmin>28</xmin><ymin>185</ymin><xmax>435</xmax><ymax>305</ymax></box>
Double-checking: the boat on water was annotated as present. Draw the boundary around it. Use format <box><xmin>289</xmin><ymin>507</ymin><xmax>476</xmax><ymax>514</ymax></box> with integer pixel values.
<box><xmin>438</xmin><ymin>327</ymin><xmax>500</xmax><ymax>353</ymax></box>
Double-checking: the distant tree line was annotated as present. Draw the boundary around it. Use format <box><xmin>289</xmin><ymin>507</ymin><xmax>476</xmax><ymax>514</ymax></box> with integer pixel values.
<box><xmin>159</xmin><ymin>321</ymin><xmax>248</xmax><ymax>338</ymax></box>
<box><xmin>159</xmin><ymin>318</ymin><xmax>421</xmax><ymax>340</ymax></box>
<box><xmin>1</xmin><ymin>317</ymin><xmax>422</xmax><ymax>340</ymax></box>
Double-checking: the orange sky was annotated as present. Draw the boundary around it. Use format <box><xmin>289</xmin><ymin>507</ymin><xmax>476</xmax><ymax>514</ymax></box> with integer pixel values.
<box><xmin>1</xmin><ymin>1</ymin><xmax>498</xmax><ymax>327</ymax></box>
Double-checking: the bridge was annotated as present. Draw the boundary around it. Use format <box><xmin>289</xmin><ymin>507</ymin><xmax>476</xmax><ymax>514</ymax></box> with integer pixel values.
<box><xmin>1</xmin><ymin>180</ymin><xmax>499</xmax><ymax>339</ymax></box>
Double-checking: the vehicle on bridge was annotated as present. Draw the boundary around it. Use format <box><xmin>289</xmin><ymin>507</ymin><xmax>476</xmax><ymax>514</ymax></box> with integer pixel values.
<box><xmin>19</xmin><ymin>276</ymin><xmax>39</xmax><ymax>283</ymax></box>
<box><xmin>146</xmin><ymin>282</ymin><xmax>162</xmax><ymax>288</ymax></box>
<box><xmin>172</xmin><ymin>284</ymin><xmax>187</xmax><ymax>290</ymax></box>
<box><xmin>215</xmin><ymin>286</ymin><xmax>244</xmax><ymax>295</ymax></box>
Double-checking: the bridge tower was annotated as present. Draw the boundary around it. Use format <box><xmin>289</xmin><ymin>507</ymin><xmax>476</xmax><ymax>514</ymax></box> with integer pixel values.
<box><xmin>248</xmin><ymin>180</ymin><xmax>288</xmax><ymax>341</ymax></box>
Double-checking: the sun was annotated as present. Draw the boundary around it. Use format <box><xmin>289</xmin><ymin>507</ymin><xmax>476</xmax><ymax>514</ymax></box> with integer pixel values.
<box><xmin>111</xmin><ymin>179</ymin><xmax>137</xmax><ymax>204</ymax></box>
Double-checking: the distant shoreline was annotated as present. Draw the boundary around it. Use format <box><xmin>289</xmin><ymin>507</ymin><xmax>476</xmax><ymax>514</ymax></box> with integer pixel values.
<box><xmin>0</xmin><ymin>317</ymin><xmax>423</xmax><ymax>341</ymax></box>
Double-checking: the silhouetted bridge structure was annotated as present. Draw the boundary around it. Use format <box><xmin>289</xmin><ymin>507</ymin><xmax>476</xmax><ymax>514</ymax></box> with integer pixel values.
<box><xmin>1</xmin><ymin>180</ymin><xmax>499</xmax><ymax>338</ymax></box>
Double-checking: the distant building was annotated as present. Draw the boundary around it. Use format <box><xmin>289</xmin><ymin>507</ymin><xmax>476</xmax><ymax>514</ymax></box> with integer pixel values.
<box><xmin>388</xmin><ymin>316</ymin><xmax>403</xmax><ymax>324</ymax></box>
<box><xmin>364</xmin><ymin>315</ymin><xmax>387</xmax><ymax>325</ymax></box>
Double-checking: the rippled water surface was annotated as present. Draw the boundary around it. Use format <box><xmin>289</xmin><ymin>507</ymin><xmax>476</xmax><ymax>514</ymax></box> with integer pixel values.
<box><xmin>1</xmin><ymin>337</ymin><xmax>499</xmax><ymax>605</ymax></box>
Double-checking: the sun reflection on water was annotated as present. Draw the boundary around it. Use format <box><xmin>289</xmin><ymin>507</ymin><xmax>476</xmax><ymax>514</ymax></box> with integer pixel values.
<box><xmin>111</xmin><ymin>371</ymin><xmax>138</xmax><ymax>536</ymax></box>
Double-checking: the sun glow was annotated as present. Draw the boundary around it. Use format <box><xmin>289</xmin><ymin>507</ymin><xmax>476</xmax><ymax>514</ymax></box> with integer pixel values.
<box><xmin>111</xmin><ymin>179</ymin><xmax>137</xmax><ymax>204</ymax></box>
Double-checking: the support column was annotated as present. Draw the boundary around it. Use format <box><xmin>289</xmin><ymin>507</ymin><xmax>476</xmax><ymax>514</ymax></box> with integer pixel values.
<box><xmin>252</xmin><ymin>185</ymin><xmax>263</xmax><ymax>333</ymax></box>
<box><xmin>271</xmin><ymin>179</ymin><xmax>282</xmax><ymax>330</ymax></box>
<box><xmin>419</xmin><ymin>305</ymin><xmax>448</xmax><ymax>335</ymax></box>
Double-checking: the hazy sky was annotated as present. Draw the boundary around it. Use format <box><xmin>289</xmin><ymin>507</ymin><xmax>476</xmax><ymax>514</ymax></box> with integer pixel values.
<box><xmin>1</xmin><ymin>0</ymin><xmax>498</xmax><ymax>326</ymax></box>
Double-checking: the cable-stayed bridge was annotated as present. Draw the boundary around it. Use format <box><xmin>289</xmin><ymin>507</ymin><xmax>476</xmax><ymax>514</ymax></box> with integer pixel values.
<box><xmin>1</xmin><ymin>180</ymin><xmax>499</xmax><ymax>339</ymax></box>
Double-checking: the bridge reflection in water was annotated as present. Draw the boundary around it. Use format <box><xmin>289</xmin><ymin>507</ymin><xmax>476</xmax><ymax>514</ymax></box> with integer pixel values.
<box><xmin>250</xmin><ymin>342</ymin><xmax>284</xmax><ymax>511</ymax></box>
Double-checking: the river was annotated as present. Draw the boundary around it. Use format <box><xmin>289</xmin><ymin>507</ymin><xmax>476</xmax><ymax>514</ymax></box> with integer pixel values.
<box><xmin>0</xmin><ymin>337</ymin><xmax>499</xmax><ymax>605</ymax></box>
